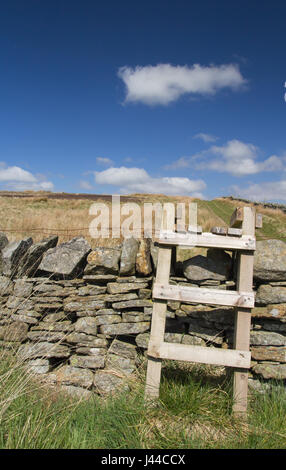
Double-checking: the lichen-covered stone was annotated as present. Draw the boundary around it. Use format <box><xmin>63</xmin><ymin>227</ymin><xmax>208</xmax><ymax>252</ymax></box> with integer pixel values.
<box><xmin>108</xmin><ymin>339</ymin><xmax>137</xmax><ymax>359</ymax></box>
<box><xmin>181</xmin><ymin>334</ymin><xmax>206</xmax><ymax>346</ymax></box>
<box><xmin>64</xmin><ymin>297</ymin><xmax>106</xmax><ymax>315</ymax></box>
<box><xmin>83</xmin><ymin>274</ymin><xmax>118</xmax><ymax>284</ymax></box>
<box><xmin>112</xmin><ymin>299</ymin><xmax>152</xmax><ymax>310</ymax></box>
<box><xmin>70</xmin><ymin>354</ymin><xmax>105</xmax><ymax>369</ymax></box>
<box><xmin>74</xmin><ymin>317</ymin><xmax>97</xmax><ymax>336</ymax></box>
<box><xmin>0</xmin><ymin>276</ymin><xmax>13</xmax><ymax>296</ymax></box>
<box><xmin>18</xmin><ymin>342</ymin><xmax>70</xmax><ymax>359</ymax></box>
<box><xmin>31</xmin><ymin>321</ymin><xmax>72</xmax><ymax>332</ymax></box>
<box><xmin>183</xmin><ymin>249</ymin><xmax>232</xmax><ymax>281</ymax></box>
<box><xmin>54</xmin><ymin>365</ymin><xmax>94</xmax><ymax>389</ymax></box>
<box><xmin>104</xmin><ymin>293</ymin><xmax>138</xmax><ymax>303</ymax></box>
<box><xmin>120</xmin><ymin>238</ymin><xmax>139</xmax><ymax>276</ymax></box>
<box><xmin>250</xmin><ymin>330</ymin><xmax>286</xmax><ymax>346</ymax></box>
<box><xmin>77</xmin><ymin>285</ymin><xmax>107</xmax><ymax>296</ymax></box>
<box><xmin>106</xmin><ymin>353</ymin><xmax>136</xmax><ymax>375</ymax></box>
<box><xmin>86</xmin><ymin>248</ymin><xmax>121</xmax><ymax>275</ymax></box>
<box><xmin>2</xmin><ymin>238</ymin><xmax>33</xmax><ymax>277</ymax></box>
<box><xmin>100</xmin><ymin>321</ymin><xmax>150</xmax><ymax>336</ymax></box>
<box><xmin>96</xmin><ymin>314</ymin><xmax>122</xmax><ymax>325</ymax></box>
<box><xmin>13</xmin><ymin>279</ymin><xmax>34</xmax><ymax>298</ymax></box>
<box><xmin>27</xmin><ymin>359</ymin><xmax>50</xmax><ymax>374</ymax></box>
<box><xmin>136</xmin><ymin>239</ymin><xmax>152</xmax><ymax>276</ymax></box>
<box><xmin>122</xmin><ymin>312</ymin><xmax>145</xmax><ymax>323</ymax></box>
<box><xmin>65</xmin><ymin>332</ymin><xmax>104</xmax><ymax>347</ymax></box>
<box><xmin>38</xmin><ymin>237</ymin><xmax>91</xmax><ymax>278</ymax></box>
<box><xmin>251</xmin><ymin>304</ymin><xmax>286</xmax><ymax>319</ymax></box>
<box><xmin>135</xmin><ymin>332</ymin><xmax>150</xmax><ymax>349</ymax></box>
<box><xmin>27</xmin><ymin>330</ymin><xmax>66</xmax><ymax>343</ymax></box>
<box><xmin>16</xmin><ymin>236</ymin><xmax>58</xmax><ymax>277</ymax></box>
<box><xmin>254</xmin><ymin>239</ymin><xmax>286</xmax><ymax>282</ymax></box>
<box><xmin>93</xmin><ymin>371</ymin><xmax>125</xmax><ymax>395</ymax></box>
<box><xmin>251</xmin><ymin>346</ymin><xmax>286</xmax><ymax>362</ymax></box>
<box><xmin>252</xmin><ymin>362</ymin><xmax>286</xmax><ymax>380</ymax></box>
<box><xmin>3</xmin><ymin>321</ymin><xmax>28</xmax><ymax>342</ymax></box>
<box><xmin>255</xmin><ymin>285</ymin><xmax>286</xmax><ymax>305</ymax></box>
<box><xmin>106</xmin><ymin>282</ymin><xmax>148</xmax><ymax>294</ymax></box>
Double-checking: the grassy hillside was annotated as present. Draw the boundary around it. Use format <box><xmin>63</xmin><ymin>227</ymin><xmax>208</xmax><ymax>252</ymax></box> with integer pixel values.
<box><xmin>0</xmin><ymin>191</ymin><xmax>285</xmax><ymax>246</ymax></box>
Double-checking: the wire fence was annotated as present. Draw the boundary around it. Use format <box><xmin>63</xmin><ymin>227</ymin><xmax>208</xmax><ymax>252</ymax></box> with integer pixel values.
<box><xmin>1</xmin><ymin>225</ymin><xmax>285</xmax><ymax>241</ymax></box>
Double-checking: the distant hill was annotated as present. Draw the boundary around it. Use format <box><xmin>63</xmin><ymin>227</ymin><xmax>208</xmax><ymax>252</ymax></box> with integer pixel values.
<box><xmin>0</xmin><ymin>191</ymin><xmax>285</xmax><ymax>244</ymax></box>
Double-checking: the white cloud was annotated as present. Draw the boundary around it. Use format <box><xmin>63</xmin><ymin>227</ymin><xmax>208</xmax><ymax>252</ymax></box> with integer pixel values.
<box><xmin>0</xmin><ymin>164</ymin><xmax>54</xmax><ymax>191</ymax></box>
<box><xmin>0</xmin><ymin>166</ymin><xmax>37</xmax><ymax>183</ymax></box>
<box><xmin>204</xmin><ymin>140</ymin><xmax>285</xmax><ymax>175</ymax></box>
<box><xmin>231</xmin><ymin>180</ymin><xmax>286</xmax><ymax>202</ymax></box>
<box><xmin>167</xmin><ymin>140</ymin><xmax>286</xmax><ymax>176</ymax></box>
<box><xmin>95</xmin><ymin>167</ymin><xmax>149</xmax><ymax>187</ymax></box>
<box><xmin>118</xmin><ymin>63</ymin><xmax>247</xmax><ymax>105</ymax></box>
<box><xmin>193</xmin><ymin>133</ymin><xmax>218</xmax><ymax>143</ymax></box>
<box><xmin>94</xmin><ymin>166</ymin><xmax>205</xmax><ymax>197</ymax></box>
<box><xmin>96</xmin><ymin>157</ymin><xmax>114</xmax><ymax>167</ymax></box>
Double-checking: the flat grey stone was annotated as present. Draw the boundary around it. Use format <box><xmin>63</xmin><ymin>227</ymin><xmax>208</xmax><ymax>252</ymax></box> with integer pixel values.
<box><xmin>2</xmin><ymin>238</ymin><xmax>33</xmax><ymax>277</ymax></box>
<box><xmin>183</xmin><ymin>249</ymin><xmax>232</xmax><ymax>281</ymax></box>
<box><xmin>37</xmin><ymin>237</ymin><xmax>91</xmax><ymax>278</ymax></box>
<box><xmin>93</xmin><ymin>371</ymin><xmax>125</xmax><ymax>395</ymax></box>
<box><xmin>16</xmin><ymin>236</ymin><xmax>58</xmax><ymax>277</ymax></box>
<box><xmin>120</xmin><ymin>238</ymin><xmax>139</xmax><ymax>276</ymax></box>
<box><xmin>86</xmin><ymin>247</ymin><xmax>121</xmax><ymax>275</ymax></box>
<box><xmin>254</xmin><ymin>239</ymin><xmax>286</xmax><ymax>281</ymax></box>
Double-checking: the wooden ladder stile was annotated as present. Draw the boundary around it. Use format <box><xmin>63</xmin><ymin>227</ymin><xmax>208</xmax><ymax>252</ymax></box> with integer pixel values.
<box><xmin>144</xmin><ymin>205</ymin><xmax>259</xmax><ymax>416</ymax></box>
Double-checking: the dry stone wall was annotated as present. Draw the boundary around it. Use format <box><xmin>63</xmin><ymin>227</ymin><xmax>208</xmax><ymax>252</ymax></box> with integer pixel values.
<box><xmin>0</xmin><ymin>233</ymin><xmax>285</xmax><ymax>398</ymax></box>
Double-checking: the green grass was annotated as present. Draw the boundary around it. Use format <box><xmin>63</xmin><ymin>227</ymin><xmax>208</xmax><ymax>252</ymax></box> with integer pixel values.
<box><xmin>0</xmin><ymin>352</ymin><xmax>286</xmax><ymax>449</ymax></box>
<box><xmin>199</xmin><ymin>198</ymin><xmax>286</xmax><ymax>242</ymax></box>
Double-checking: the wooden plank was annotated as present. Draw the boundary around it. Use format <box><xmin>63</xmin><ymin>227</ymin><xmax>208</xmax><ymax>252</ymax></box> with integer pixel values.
<box><xmin>187</xmin><ymin>225</ymin><xmax>202</xmax><ymax>234</ymax></box>
<box><xmin>211</xmin><ymin>226</ymin><xmax>227</xmax><ymax>235</ymax></box>
<box><xmin>256</xmin><ymin>213</ymin><xmax>263</xmax><ymax>228</ymax></box>
<box><xmin>157</xmin><ymin>231</ymin><xmax>256</xmax><ymax>251</ymax></box>
<box><xmin>153</xmin><ymin>283</ymin><xmax>255</xmax><ymax>308</ymax></box>
<box><xmin>233</xmin><ymin>206</ymin><xmax>255</xmax><ymax>416</ymax></box>
<box><xmin>175</xmin><ymin>203</ymin><xmax>186</xmax><ymax>233</ymax></box>
<box><xmin>145</xmin><ymin>207</ymin><xmax>173</xmax><ymax>401</ymax></box>
<box><xmin>230</xmin><ymin>207</ymin><xmax>243</xmax><ymax>228</ymax></box>
<box><xmin>148</xmin><ymin>342</ymin><xmax>251</xmax><ymax>369</ymax></box>
<box><xmin>230</xmin><ymin>207</ymin><xmax>262</xmax><ymax>229</ymax></box>
<box><xmin>227</xmin><ymin>228</ymin><xmax>243</xmax><ymax>237</ymax></box>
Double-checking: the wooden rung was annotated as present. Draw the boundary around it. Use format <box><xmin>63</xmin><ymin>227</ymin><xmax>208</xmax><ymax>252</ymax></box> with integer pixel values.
<box><xmin>157</xmin><ymin>231</ymin><xmax>256</xmax><ymax>251</ymax></box>
<box><xmin>230</xmin><ymin>207</ymin><xmax>262</xmax><ymax>229</ymax></box>
<box><xmin>148</xmin><ymin>341</ymin><xmax>251</xmax><ymax>369</ymax></box>
<box><xmin>153</xmin><ymin>283</ymin><xmax>255</xmax><ymax>308</ymax></box>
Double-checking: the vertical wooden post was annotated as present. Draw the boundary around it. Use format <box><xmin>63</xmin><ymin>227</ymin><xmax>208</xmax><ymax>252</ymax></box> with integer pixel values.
<box><xmin>144</xmin><ymin>207</ymin><xmax>174</xmax><ymax>401</ymax></box>
<box><xmin>233</xmin><ymin>206</ymin><xmax>255</xmax><ymax>416</ymax></box>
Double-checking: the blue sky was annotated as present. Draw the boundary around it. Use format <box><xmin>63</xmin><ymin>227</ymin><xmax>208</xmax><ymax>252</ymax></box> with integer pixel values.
<box><xmin>1</xmin><ymin>0</ymin><xmax>286</xmax><ymax>201</ymax></box>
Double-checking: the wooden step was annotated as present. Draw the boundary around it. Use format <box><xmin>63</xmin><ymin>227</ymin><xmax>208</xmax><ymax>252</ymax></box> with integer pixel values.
<box><xmin>157</xmin><ymin>231</ymin><xmax>256</xmax><ymax>250</ymax></box>
<box><xmin>147</xmin><ymin>341</ymin><xmax>251</xmax><ymax>369</ymax></box>
<box><xmin>153</xmin><ymin>283</ymin><xmax>255</xmax><ymax>308</ymax></box>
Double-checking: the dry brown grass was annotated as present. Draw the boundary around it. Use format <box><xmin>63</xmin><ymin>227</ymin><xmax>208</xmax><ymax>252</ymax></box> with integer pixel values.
<box><xmin>1</xmin><ymin>192</ymin><xmax>284</xmax><ymax>248</ymax></box>
<box><xmin>0</xmin><ymin>194</ymin><xmax>200</xmax><ymax>248</ymax></box>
